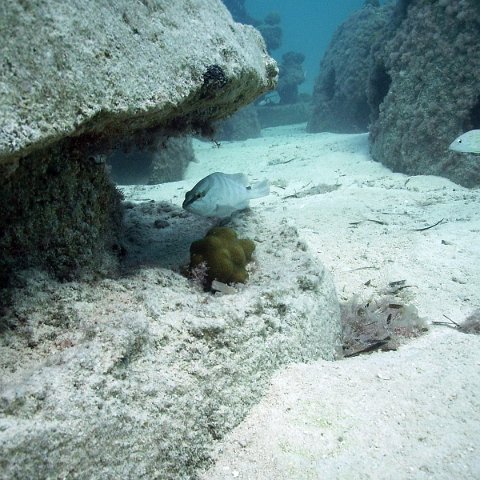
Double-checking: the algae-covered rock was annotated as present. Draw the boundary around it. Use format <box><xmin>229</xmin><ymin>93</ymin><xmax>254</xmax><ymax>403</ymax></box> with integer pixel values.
<box><xmin>277</xmin><ymin>51</ymin><xmax>306</xmax><ymax>105</ymax></box>
<box><xmin>307</xmin><ymin>3</ymin><xmax>391</xmax><ymax>133</ymax></box>
<box><xmin>0</xmin><ymin>139</ymin><xmax>123</xmax><ymax>284</ymax></box>
<box><xmin>308</xmin><ymin>0</ymin><xmax>480</xmax><ymax>187</ymax></box>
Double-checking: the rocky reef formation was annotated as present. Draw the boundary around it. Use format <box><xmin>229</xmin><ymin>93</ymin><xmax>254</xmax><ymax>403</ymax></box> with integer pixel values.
<box><xmin>214</xmin><ymin>105</ymin><xmax>261</xmax><ymax>141</ymax></box>
<box><xmin>277</xmin><ymin>51</ymin><xmax>306</xmax><ymax>105</ymax></box>
<box><xmin>0</xmin><ymin>0</ymin><xmax>277</xmax><ymax>282</ymax></box>
<box><xmin>307</xmin><ymin>4</ymin><xmax>391</xmax><ymax>133</ymax></box>
<box><xmin>221</xmin><ymin>0</ymin><xmax>311</xmax><ymax>136</ymax></box>
<box><xmin>308</xmin><ymin>0</ymin><xmax>480</xmax><ymax>187</ymax></box>
<box><xmin>256</xmin><ymin>102</ymin><xmax>312</xmax><ymax>129</ymax></box>
<box><xmin>222</xmin><ymin>1</ymin><xmax>310</xmax><ymax>131</ymax></box>
<box><xmin>0</xmin><ymin>4</ymin><xmax>343</xmax><ymax>479</ymax></box>
<box><xmin>256</xmin><ymin>11</ymin><xmax>283</xmax><ymax>53</ymax></box>
<box><xmin>0</xmin><ymin>140</ymin><xmax>123</xmax><ymax>285</ymax></box>
<box><xmin>107</xmin><ymin>136</ymin><xmax>196</xmax><ymax>185</ymax></box>
<box><xmin>370</xmin><ymin>0</ymin><xmax>480</xmax><ymax>187</ymax></box>
<box><xmin>0</xmin><ymin>211</ymin><xmax>341</xmax><ymax>479</ymax></box>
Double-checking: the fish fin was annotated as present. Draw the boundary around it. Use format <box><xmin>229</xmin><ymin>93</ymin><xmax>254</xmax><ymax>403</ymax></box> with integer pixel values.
<box><xmin>247</xmin><ymin>179</ymin><xmax>270</xmax><ymax>199</ymax></box>
<box><xmin>225</xmin><ymin>173</ymin><xmax>249</xmax><ymax>186</ymax></box>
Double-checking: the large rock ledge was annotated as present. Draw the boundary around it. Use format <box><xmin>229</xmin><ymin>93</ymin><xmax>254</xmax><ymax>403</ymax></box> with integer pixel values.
<box><xmin>0</xmin><ymin>0</ymin><xmax>277</xmax><ymax>163</ymax></box>
<box><xmin>0</xmin><ymin>0</ymin><xmax>277</xmax><ymax>282</ymax></box>
<box><xmin>0</xmin><ymin>213</ymin><xmax>341</xmax><ymax>479</ymax></box>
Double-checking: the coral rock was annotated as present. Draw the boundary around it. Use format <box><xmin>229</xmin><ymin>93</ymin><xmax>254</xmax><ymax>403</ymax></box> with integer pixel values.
<box><xmin>189</xmin><ymin>226</ymin><xmax>255</xmax><ymax>287</ymax></box>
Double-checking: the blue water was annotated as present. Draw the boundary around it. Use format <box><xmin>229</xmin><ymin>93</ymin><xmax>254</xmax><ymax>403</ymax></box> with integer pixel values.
<box><xmin>245</xmin><ymin>0</ymin><xmax>384</xmax><ymax>94</ymax></box>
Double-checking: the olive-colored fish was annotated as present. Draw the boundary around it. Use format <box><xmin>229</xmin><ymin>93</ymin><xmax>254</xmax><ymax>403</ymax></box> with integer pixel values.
<box><xmin>449</xmin><ymin>129</ymin><xmax>480</xmax><ymax>154</ymax></box>
<box><xmin>183</xmin><ymin>172</ymin><xmax>270</xmax><ymax>219</ymax></box>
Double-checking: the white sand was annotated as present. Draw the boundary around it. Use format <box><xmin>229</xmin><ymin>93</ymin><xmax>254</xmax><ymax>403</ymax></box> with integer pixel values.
<box><xmin>201</xmin><ymin>328</ymin><xmax>480</xmax><ymax>480</ymax></box>
<box><xmin>125</xmin><ymin>123</ymin><xmax>480</xmax><ymax>479</ymax></box>
<box><xmin>192</xmin><ymin>124</ymin><xmax>480</xmax><ymax>479</ymax></box>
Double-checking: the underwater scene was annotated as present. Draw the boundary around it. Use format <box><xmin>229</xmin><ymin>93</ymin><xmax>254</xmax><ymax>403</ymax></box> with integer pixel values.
<box><xmin>0</xmin><ymin>0</ymin><xmax>479</xmax><ymax>478</ymax></box>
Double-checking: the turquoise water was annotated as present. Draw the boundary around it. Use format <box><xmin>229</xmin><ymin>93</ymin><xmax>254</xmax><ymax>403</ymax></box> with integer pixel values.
<box><xmin>245</xmin><ymin>0</ymin><xmax>380</xmax><ymax>93</ymax></box>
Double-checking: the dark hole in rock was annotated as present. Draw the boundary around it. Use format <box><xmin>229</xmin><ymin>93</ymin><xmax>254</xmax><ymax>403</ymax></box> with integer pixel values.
<box><xmin>368</xmin><ymin>61</ymin><xmax>391</xmax><ymax>120</ymax></box>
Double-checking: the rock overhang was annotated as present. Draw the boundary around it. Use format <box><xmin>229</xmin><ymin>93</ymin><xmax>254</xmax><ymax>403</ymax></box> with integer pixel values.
<box><xmin>0</xmin><ymin>0</ymin><xmax>278</xmax><ymax>165</ymax></box>
<box><xmin>0</xmin><ymin>0</ymin><xmax>277</xmax><ymax>282</ymax></box>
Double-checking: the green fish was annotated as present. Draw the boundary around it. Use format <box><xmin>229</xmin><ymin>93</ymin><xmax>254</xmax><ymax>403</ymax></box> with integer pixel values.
<box><xmin>449</xmin><ymin>129</ymin><xmax>480</xmax><ymax>154</ymax></box>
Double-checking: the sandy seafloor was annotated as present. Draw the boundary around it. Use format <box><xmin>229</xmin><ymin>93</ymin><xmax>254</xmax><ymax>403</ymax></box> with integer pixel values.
<box><xmin>122</xmin><ymin>123</ymin><xmax>480</xmax><ymax>479</ymax></box>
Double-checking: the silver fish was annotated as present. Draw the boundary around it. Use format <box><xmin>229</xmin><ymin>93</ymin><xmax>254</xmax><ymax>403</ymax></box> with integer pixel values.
<box><xmin>182</xmin><ymin>172</ymin><xmax>270</xmax><ymax>218</ymax></box>
<box><xmin>449</xmin><ymin>129</ymin><xmax>480</xmax><ymax>154</ymax></box>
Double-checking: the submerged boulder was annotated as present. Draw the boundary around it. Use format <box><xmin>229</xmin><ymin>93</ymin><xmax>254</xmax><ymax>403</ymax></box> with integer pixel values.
<box><xmin>307</xmin><ymin>4</ymin><xmax>391</xmax><ymax>133</ymax></box>
<box><xmin>0</xmin><ymin>0</ymin><xmax>277</xmax><ymax>281</ymax></box>
<box><xmin>0</xmin><ymin>0</ymin><xmax>276</xmax><ymax>162</ymax></box>
<box><xmin>308</xmin><ymin>0</ymin><xmax>480</xmax><ymax>187</ymax></box>
<box><xmin>277</xmin><ymin>51</ymin><xmax>306</xmax><ymax>105</ymax></box>
<box><xmin>107</xmin><ymin>136</ymin><xmax>196</xmax><ymax>185</ymax></box>
<box><xmin>369</xmin><ymin>0</ymin><xmax>480</xmax><ymax>187</ymax></box>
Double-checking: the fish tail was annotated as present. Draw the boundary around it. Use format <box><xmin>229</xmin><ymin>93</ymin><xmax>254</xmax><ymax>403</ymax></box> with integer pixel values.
<box><xmin>248</xmin><ymin>179</ymin><xmax>270</xmax><ymax>199</ymax></box>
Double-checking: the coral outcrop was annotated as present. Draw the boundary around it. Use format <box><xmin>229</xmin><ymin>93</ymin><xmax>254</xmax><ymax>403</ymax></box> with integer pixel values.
<box><xmin>277</xmin><ymin>51</ymin><xmax>306</xmax><ymax>105</ymax></box>
<box><xmin>188</xmin><ymin>226</ymin><xmax>255</xmax><ymax>287</ymax></box>
<box><xmin>307</xmin><ymin>4</ymin><xmax>391</xmax><ymax>133</ymax></box>
<box><xmin>369</xmin><ymin>0</ymin><xmax>480</xmax><ymax>187</ymax></box>
<box><xmin>256</xmin><ymin>12</ymin><xmax>283</xmax><ymax>53</ymax></box>
<box><xmin>0</xmin><ymin>0</ymin><xmax>277</xmax><ymax>281</ymax></box>
<box><xmin>308</xmin><ymin>0</ymin><xmax>480</xmax><ymax>187</ymax></box>
<box><xmin>0</xmin><ymin>140</ymin><xmax>123</xmax><ymax>285</ymax></box>
<box><xmin>0</xmin><ymin>0</ymin><xmax>276</xmax><ymax>162</ymax></box>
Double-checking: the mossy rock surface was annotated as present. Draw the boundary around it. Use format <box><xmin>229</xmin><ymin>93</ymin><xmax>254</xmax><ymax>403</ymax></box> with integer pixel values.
<box><xmin>0</xmin><ymin>139</ymin><xmax>123</xmax><ymax>284</ymax></box>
